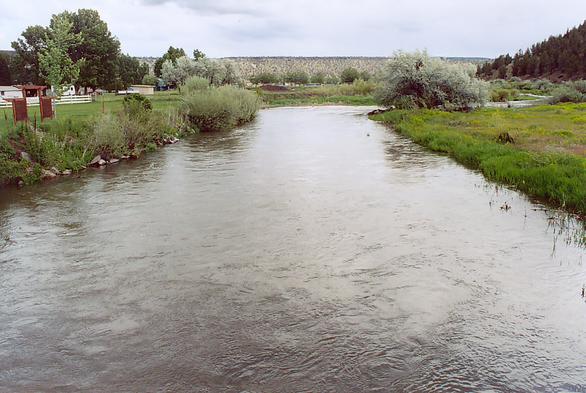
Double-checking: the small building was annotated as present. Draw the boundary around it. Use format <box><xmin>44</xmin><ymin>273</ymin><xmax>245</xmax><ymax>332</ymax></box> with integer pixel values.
<box><xmin>128</xmin><ymin>85</ymin><xmax>155</xmax><ymax>95</ymax></box>
<box><xmin>0</xmin><ymin>86</ymin><xmax>22</xmax><ymax>101</ymax></box>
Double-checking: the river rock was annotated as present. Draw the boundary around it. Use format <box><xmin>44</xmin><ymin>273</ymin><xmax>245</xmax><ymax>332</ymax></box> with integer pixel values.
<box><xmin>50</xmin><ymin>167</ymin><xmax>61</xmax><ymax>176</ymax></box>
<box><xmin>98</xmin><ymin>159</ymin><xmax>107</xmax><ymax>166</ymax></box>
<box><xmin>41</xmin><ymin>169</ymin><xmax>57</xmax><ymax>179</ymax></box>
<box><xmin>109</xmin><ymin>158</ymin><xmax>120</xmax><ymax>164</ymax></box>
<box><xmin>17</xmin><ymin>180</ymin><xmax>24</xmax><ymax>187</ymax></box>
<box><xmin>89</xmin><ymin>155</ymin><xmax>102</xmax><ymax>166</ymax></box>
<box><xmin>20</xmin><ymin>152</ymin><xmax>32</xmax><ymax>162</ymax></box>
<box><xmin>61</xmin><ymin>169</ymin><xmax>72</xmax><ymax>176</ymax></box>
<box><xmin>121</xmin><ymin>155</ymin><xmax>130</xmax><ymax>159</ymax></box>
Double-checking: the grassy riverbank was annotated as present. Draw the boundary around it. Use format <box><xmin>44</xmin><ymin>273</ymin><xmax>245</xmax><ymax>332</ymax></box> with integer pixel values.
<box><xmin>0</xmin><ymin>84</ymin><xmax>260</xmax><ymax>186</ymax></box>
<box><xmin>370</xmin><ymin>104</ymin><xmax>586</xmax><ymax>216</ymax></box>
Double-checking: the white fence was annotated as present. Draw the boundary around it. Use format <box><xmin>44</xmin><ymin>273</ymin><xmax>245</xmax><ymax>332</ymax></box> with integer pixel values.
<box><xmin>0</xmin><ymin>95</ymin><xmax>93</xmax><ymax>108</ymax></box>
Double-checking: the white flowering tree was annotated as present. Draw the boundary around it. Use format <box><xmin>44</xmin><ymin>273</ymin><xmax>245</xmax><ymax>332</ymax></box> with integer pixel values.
<box><xmin>376</xmin><ymin>51</ymin><xmax>488</xmax><ymax>110</ymax></box>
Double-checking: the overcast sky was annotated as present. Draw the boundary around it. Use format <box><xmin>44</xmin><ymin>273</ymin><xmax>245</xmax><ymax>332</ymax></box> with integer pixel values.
<box><xmin>0</xmin><ymin>0</ymin><xmax>584</xmax><ymax>58</ymax></box>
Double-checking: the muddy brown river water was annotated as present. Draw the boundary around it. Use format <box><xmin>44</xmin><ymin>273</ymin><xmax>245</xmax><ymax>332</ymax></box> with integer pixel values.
<box><xmin>0</xmin><ymin>107</ymin><xmax>585</xmax><ymax>392</ymax></box>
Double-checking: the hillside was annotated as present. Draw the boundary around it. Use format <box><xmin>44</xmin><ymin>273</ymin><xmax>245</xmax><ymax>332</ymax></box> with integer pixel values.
<box><xmin>478</xmin><ymin>20</ymin><xmax>586</xmax><ymax>80</ymax></box>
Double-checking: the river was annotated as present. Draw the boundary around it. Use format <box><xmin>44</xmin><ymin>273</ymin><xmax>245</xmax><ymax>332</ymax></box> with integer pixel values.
<box><xmin>0</xmin><ymin>106</ymin><xmax>585</xmax><ymax>392</ymax></box>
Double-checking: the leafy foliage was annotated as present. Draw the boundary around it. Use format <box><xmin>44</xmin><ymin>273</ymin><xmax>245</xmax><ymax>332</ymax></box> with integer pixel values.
<box><xmin>340</xmin><ymin>67</ymin><xmax>360</xmax><ymax>84</ymax></box>
<box><xmin>376</xmin><ymin>51</ymin><xmax>488</xmax><ymax>110</ymax></box>
<box><xmin>179</xmin><ymin>84</ymin><xmax>260</xmax><ymax>132</ymax></box>
<box><xmin>38</xmin><ymin>14</ymin><xmax>82</xmax><ymax>95</ymax></box>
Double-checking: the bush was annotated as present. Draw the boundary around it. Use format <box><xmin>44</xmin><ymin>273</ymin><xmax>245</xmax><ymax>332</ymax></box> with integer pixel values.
<box><xmin>250</xmin><ymin>72</ymin><xmax>279</xmax><ymax>85</ymax></box>
<box><xmin>490</xmin><ymin>88</ymin><xmax>519</xmax><ymax>102</ymax></box>
<box><xmin>376</xmin><ymin>51</ymin><xmax>488</xmax><ymax>110</ymax></box>
<box><xmin>123</xmin><ymin>94</ymin><xmax>152</xmax><ymax>117</ymax></box>
<box><xmin>340</xmin><ymin>67</ymin><xmax>360</xmax><ymax>84</ymax></box>
<box><xmin>284</xmin><ymin>70</ymin><xmax>309</xmax><ymax>85</ymax></box>
<box><xmin>181</xmin><ymin>76</ymin><xmax>210</xmax><ymax>95</ymax></box>
<box><xmin>550</xmin><ymin>85</ymin><xmax>585</xmax><ymax>104</ymax></box>
<box><xmin>180</xmin><ymin>86</ymin><xmax>261</xmax><ymax>132</ymax></box>
<box><xmin>310</xmin><ymin>72</ymin><xmax>326</xmax><ymax>84</ymax></box>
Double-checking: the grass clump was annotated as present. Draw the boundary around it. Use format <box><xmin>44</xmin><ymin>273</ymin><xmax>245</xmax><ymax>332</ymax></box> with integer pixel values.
<box><xmin>370</xmin><ymin>105</ymin><xmax>586</xmax><ymax>215</ymax></box>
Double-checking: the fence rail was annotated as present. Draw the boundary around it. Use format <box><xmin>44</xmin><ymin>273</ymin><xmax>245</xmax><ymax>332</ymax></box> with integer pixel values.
<box><xmin>0</xmin><ymin>95</ymin><xmax>93</xmax><ymax>108</ymax></box>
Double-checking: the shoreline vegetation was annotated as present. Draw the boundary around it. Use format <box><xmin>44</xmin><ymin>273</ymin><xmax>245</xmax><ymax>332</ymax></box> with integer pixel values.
<box><xmin>370</xmin><ymin>105</ymin><xmax>586</xmax><ymax>217</ymax></box>
<box><xmin>0</xmin><ymin>77</ymin><xmax>261</xmax><ymax>186</ymax></box>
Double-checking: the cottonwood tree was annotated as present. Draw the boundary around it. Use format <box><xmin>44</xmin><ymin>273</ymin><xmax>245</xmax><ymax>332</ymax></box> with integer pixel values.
<box><xmin>39</xmin><ymin>14</ymin><xmax>83</xmax><ymax>96</ymax></box>
<box><xmin>11</xmin><ymin>25</ymin><xmax>49</xmax><ymax>84</ymax></box>
<box><xmin>59</xmin><ymin>9</ymin><xmax>120</xmax><ymax>90</ymax></box>
<box><xmin>162</xmin><ymin>56</ymin><xmax>241</xmax><ymax>87</ymax></box>
<box><xmin>0</xmin><ymin>54</ymin><xmax>11</xmax><ymax>84</ymax></box>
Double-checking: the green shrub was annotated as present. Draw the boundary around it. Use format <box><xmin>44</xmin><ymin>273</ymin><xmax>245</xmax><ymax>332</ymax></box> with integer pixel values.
<box><xmin>550</xmin><ymin>85</ymin><xmax>584</xmax><ymax>104</ymax></box>
<box><xmin>181</xmin><ymin>76</ymin><xmax>210</xmax><ymax>95</ymax></box>
<box><xmin>180</xmin><ymin>85</ymin><xmax>260</xmax><ymax>132</ymax></box>
<box><xmin>284</xmin><ymin>70</ymin><xmax>309</xmax><ymax>85</ymax></box>
<box><xmin>376</xmin><ymin>51</ymin><xmax>488</xmax><ymax>110</ymax></box>
<box><xmin>490</xmin><ymin>88</ymin><xmax>519</xmax><ymax>102</ymax></box>
<box><xmin>250</xmin><ymin>72</ymin><xmax>279</xmax><ymax>85</ymax></box>
<box><xmin>340</xmin><ymin>67</ymin><xmax>360</xmax><ymax>84</ymax></box>
<box><xmin>123</xmin><ymin>94</ymin><xmax>152</xmax><ymax>114</ymax></box>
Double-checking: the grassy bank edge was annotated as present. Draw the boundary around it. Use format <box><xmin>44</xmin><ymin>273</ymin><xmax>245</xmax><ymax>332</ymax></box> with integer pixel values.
<box><xmin>369</xmin><ymin>108</ymin><xmax>586</xmax><ymax>217</ymax></box>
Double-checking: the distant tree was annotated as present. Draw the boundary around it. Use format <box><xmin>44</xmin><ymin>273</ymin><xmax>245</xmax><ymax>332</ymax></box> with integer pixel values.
<box><xmin>11</xmin><ymin>25</ymin><xmax>49</xmax><ymax>84</ymax></box>
<box><xmin>39</xmin><ymin>14</ymin><xmax>83</xmax><ymax>96</ymax></box>
<box><xmin>141</xmin><ymin>74</ymin><xmax>158</xmax><ymax>86</ymax></box>
<box><xmin>193</xmin><ymin>49</ymin><xmax>206</xmax><ymax>61</ymax></box>
<box><xmin>284</xmin><ymin>70</ymin><xmax>309</xmax><ymax>85</ymax></box>
<box><xmin>58</xmin><ymin>9</ymin><xmax>121</xmax><ymax>90</ymax></box>
<box><xmin>0</xmin><ymin>54</ymin><xmax>11</xmax><ymax>85</ymax></box>
<box><xmin>310</xmin><ymin>72</ymin><xmax>325</xmax><ymax>84</ymax></box>
<box><xmin>340</xmin><ymin>67</ymin><xmax>360</xmax><ymax>83</ymax></box>
<box><xmin>154</xmin><ymin>46</ymin><xmax>186</xmax><ymax>77</ymax></box>
<box><xmin>116</xmin><ymin>54</ymin><xmax>149</xmax><ymax>89</ymax></box>
<box><xmin>161</xmin><ymin>56</ymin><xmax>242</xmax><ymax>87</ymax></box>
<box><xmin>359</xmin><ymin>70</ymin><xmax>371</xmax><ymax>81</ymax></box>
<box><xmin>250</xmin><ymin>71</ymin><xmax>278</xmax><ymax>84</ymax></box>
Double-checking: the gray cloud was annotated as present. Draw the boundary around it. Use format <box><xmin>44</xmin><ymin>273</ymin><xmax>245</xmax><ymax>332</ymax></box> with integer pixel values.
<box><xmin>0</xmin><ymin>0</ymin><xmax>585</xmax><ymax>58</ymax></box>
<box><xmin>140</xmin><ymin>0</ymin><xmax>265</xmax><ymax>16</ymax></box>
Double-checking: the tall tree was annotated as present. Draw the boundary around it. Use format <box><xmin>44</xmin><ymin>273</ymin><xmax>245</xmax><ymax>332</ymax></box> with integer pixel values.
<box><xmin>57</xmin><ymin>9</ymin><xmax>120</xmax><ymax>90</ymax></box>
<box><xmin>11</xmin><ymin>25</ymin><xmax>49</xmax><ymax>84</ymax></box>
<box><xmin>39</xmin><ymin>14</ymin><xmax>83</xmax><ymax>96</ymax></box>
<box><xmin>116</xmin><ymin>54</ymin><xmax>149</xmax><ymax>89</ymax></box>
<box><xmin>0</xmin><ymin>54</ymin><xmax>11</xmax><ymax>85</ymax></box>
<box><xmin>154</xmin><ymin>46</ymin><xmax>186</xmax><ymax>77</ymax></box>
<box><xmin>193</xmin><ymin>49</ymin><xmax>206</xmax><ymax>61</ymax></box>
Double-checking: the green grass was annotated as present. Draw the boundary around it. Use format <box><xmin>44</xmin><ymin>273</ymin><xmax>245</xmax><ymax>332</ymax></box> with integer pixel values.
<box><xmin>370</xmin><ymin>104</ymin><xmax>586</xmax><ymax>216</ymax></box>
<box><xmin>0</xmin><ymin>91</ymin><xmax>181</xmax><ymax>134</ymax></box>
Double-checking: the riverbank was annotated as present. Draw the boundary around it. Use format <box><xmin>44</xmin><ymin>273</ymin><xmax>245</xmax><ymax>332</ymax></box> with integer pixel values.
<box><xmin>0</xmin><ymin>83</ymin><xmax>260</xmax><ymax>187</ymax></box>
<box><xmin>370</xmin><ymin>104</ymin><xmax>586</xmax><ymax>216</ymax></box>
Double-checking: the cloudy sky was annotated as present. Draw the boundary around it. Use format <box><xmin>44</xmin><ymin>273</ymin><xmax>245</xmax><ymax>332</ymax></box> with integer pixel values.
<box><xmin>0</xmin><ymin>0</ymin><xmax>584</xmax><ymax>58</ymax></box>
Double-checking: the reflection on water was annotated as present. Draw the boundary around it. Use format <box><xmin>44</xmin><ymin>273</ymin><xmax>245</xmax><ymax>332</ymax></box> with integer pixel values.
<box><xmin>0</xmin><ymin>106</ymin><xmax>585</xmax><ymax>392</ymax></box>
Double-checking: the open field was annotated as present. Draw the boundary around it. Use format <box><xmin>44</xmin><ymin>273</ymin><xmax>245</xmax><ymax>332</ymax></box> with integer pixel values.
<box><xmin>370</xmin><ymin>104</ymin><xmax>586</xmax><ymax>215</ymax></box>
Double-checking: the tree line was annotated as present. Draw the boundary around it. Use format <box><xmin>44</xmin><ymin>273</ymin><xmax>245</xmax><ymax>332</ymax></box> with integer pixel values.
<box><xmin>0</xmin><ymin>9</ymin><xmax>148</xmax><ymax>92</ymax></box>
<box><xmin>478</xmin><ymin>20</ymin><xmax>586</xmax><ymax>80</ymax></box>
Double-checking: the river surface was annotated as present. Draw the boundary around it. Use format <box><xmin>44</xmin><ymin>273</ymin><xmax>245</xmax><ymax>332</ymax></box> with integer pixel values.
<box><xmin>0</xmin><ymin>106</ymin><xmax>585</xmax><ymax>392</ymax></box>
